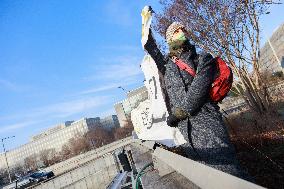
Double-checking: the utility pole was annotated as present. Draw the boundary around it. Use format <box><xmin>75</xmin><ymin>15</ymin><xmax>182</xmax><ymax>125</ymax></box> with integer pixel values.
<box><xmin>118</xmin><ymin>86</ymin><xmax>128</xmax><ymax>96</ymax></box>
<box><xmin>1</xmin><ymin>136</ymin><xmax>15</xmax><ymax>183</ymax></box>
<box><xmin>118</xmin><ymin>86</ymin><xmax>133</xmax><ymax>109</ymax></box>
<box><xmin>118</xmin><ymin>86</ymin><xmax>134</xmax><ymax>128</ymax></box>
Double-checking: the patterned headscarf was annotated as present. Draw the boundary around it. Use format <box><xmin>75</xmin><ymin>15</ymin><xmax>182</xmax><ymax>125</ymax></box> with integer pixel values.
<box><xmin>166</xmin><ymin>22</ymin><xmax>185</xmax><ymax>44</ymax></box>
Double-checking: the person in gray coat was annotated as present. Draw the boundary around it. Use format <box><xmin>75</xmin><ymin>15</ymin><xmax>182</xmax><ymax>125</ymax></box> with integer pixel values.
<box><xmin>144</xmin><ymin>22</ymin><xmax>250</xmax><ymax>180</ymax></box>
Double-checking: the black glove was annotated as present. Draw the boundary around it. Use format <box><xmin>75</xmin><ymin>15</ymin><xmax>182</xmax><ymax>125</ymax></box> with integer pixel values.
<box><xmin>167</xmin><ymin>114</ymin><xmax>181</xmax><ymax>127</ymax></box>
<box><xmin>174</xmin><ymin>107</ymin><xmax>189</xmax><ymax>120</ymax></box>
<box><xmin>167</xmin><ymin>108</ymin><xmax>190</xmax><ymax>127</ymax></box>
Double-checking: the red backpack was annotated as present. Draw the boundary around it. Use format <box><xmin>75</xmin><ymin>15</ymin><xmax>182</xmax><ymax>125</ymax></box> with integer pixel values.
<box><xmin>174</xmin><ymin>57</ymin><xmax>233</xmax><ymax>102</ymax></box>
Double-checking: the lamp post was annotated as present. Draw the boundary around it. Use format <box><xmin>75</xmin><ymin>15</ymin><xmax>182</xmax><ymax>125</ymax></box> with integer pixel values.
<box><xmin>118</xmin><ymin>86</ymin><xmax>133</xmax><ymax>110</ymax></box>
<box><xmin>118</xmin><ymin>86</ymin><xmax>134</xmax><ymax>125</ymax></box>
<box><xmin>1</xmin><ymin>136</ymin><xmax>15</xmax><ymax>183</ymax></box>
<box><xmin>118</xmin><ymin>86</ymin><xmax>127</xmax><ymax>94</ymax></box>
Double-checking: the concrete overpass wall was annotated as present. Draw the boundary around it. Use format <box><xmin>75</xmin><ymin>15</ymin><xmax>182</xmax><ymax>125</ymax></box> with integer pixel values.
<box><xmin>44</xmin><ymin>137</ymin><xmax>132</xmax><ymax>175</ymax></box>
<box><xmin>31</xmin><ymin>138</ymin><xmax>266</xmax><ymax>189</ymax></box>
<box><xmin>31</xmin><ymin>154</ymin><xmax>117</xmax><ymax>189</ymax></box>
<box><xmin>131</xmin><ymin>140</ymin><xmax>266</xmax><ymax>189</ymax></box>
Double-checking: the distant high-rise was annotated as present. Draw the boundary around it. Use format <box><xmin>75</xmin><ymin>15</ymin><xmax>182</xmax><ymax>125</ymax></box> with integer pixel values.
<box><xmin>114</xmin><ymin>86</ymin><xmax>148</xmax><ymax>127</ymax></box>
<box><xmin>259</xmin><ymin>23</ymin><xmax>284</xmax><ymax>73</ymax></box>
<box><xmin>0</xmin><ymin>117</ymin><xmax>100</xmax><ymax>169</ymax></box>
<box><xmin>100</xmin><ymin>115</ymin><xmax>120</xmax><ymax>131</ymax></box>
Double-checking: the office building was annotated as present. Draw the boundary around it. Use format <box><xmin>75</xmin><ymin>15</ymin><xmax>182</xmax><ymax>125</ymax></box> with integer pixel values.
<box><xmin>100</xmin><ymin>115</ymin><xmax>120</xmax><ymax>131</ymax></box>
<box><xmin>114</xmin><ymin>86</ymin><xmax>148</xmax><ymax>127</ymax></box>
<box><xmin>0</xmin><ymin>117</ymin><xmax>100</xmax><ymax>169</ymax></box>
<box><xmin>259</xmin><ymin>23</ymin><xmax>284</xmax><ymax>73</ymax></box>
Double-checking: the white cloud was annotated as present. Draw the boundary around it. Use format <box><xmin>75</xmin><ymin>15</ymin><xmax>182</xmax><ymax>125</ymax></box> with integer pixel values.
<box><xmin>27</xmin><ymin>95</ymin><xmax>111</xmax><ymax>119</ymax></box>
<box><xmin>80</xmin><ymin>55</ymin><xmax>144</xmax><ymax>97</ymax></box>
<box><xmin>0</xmin><ymin>79</ymin><xmax>26</xmax><ymax>92</ymax></box>
<box><xmin>101</xmin><ymin>62</ymin><xmax>142</xmax><ymax>80</ymax></box>
<box><xmin>0</xmin><ymin>95</ymin><xmax>111</xmax><ymax>133</ymax></box>
<box><xmin>99</xmin><ymin>108</ymin><xmax>116</xmax><ymax>118</ymax></box>
<box><xmin>78</xmin><ymin>78</ymin><xmax>139</xmax><ymax>95</ymax></box>
<box><xmin>0</xmin><ymin>55</ymin><xmax>144</xmax><ymax>135</ymax></box>
<box><xmin>86</xmin><ymin>55</ymin><xmax>143</xmax><ymax>81</ymax></box>
<box><xmin>78</xmin><ymin>83</ymin><xmax>120</xmax><ymax>95</ymax></box>
<box><xmin>0</xmin><ymin>120</ymin><xmax>41</xmax><ymax>134</ymax></box>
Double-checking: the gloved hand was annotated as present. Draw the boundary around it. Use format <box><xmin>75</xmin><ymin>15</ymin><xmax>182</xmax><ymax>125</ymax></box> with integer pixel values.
<box><xmin>174</xmin><ymin>107</ymin><xmax>189</xmax><ymax>120</ymax></box>
<box><xmin>167</xmin><ymin>114</ymin><xmax>180</xmax><ymax>127</ymax></box>
<box><xmin>167</xmin><ymin>108</ymin><xmax>190</xmax><ymax>127</ymax></box>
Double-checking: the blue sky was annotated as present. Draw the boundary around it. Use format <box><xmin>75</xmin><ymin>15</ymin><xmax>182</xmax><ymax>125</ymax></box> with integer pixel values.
<box><xmin>0</xmin><ymin>1</ymin><xmax>283</xmax><ymax>151</ymax></box>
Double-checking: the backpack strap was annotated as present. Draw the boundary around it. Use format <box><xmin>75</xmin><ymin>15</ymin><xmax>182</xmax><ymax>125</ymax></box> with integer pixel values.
<box><xmin>171</xmin><ymin>56</ymin><xmax>202</xmax><ymax>160</ymax></box>
<box><xmin>172</xmin><ymin>56</ymin><xmax>196</xmax><ymax>77</ymax></box>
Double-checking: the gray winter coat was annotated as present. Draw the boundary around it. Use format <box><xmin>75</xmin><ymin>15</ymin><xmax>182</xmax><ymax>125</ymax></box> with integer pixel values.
<box><xmin>144</xmin><ymin>31</ymin><xmax>249</xmax><ymax>180</ymax></box>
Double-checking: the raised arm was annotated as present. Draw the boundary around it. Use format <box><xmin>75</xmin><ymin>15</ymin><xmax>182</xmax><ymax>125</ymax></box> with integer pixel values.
<box><xmin>143</xmin><ymin>30</ymin><xmax>167</xmax><ymax>75</ymax></box>
<box><xmin>141</xmin><ymin>6</ymin><xmax>166</xmax><ymax>75</ymax></box>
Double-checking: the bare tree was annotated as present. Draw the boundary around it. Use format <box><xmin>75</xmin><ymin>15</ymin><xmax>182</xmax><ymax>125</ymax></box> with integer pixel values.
<box><xmin>48</xmin><ymin>152</ymin><xmax>62</xmax><ymax>165</ymax></box>
<box><xmin>87</xmin><ymin>127</ymin><xmax>114</xmax><ymax>148</ymax></box>
<box><xmin>113</xmin><ymin>119</ymin><xmax>134</xmax><ymax>140</ymax></box>
<box><xmin>0</xmin><ymin>169</ymin><xmax>8</xmax><ymax>186</ymax></box>
<box><xmin>68</xmin><ymin>134</ymin><xmax>91</xmax><ymax>155</ymax></box>
<box><xmin>60</xmin><ymin>144</ymin><xmax>72</xmax><ymax>160</ymax></box>
<box><xmin>10</xmin><ymin>164</ymin><xmax>25</xmax><ymax>181</ymax></box>
<box><xmin>39</xmin><ymin>148</ymin><xmax>56</xmax><ymax>167</ymax></box>
<box><xmin>24</xmin><ymin>154</ymin><xmax>38</xmax><ymax>171</ymax></box>
<box><xmin>154</xmin><ymin>0</ymin><xmax>281</xmax><ymax>116</ymax></box>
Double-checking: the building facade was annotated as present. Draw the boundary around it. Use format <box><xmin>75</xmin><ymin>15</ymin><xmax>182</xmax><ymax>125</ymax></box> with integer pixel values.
<box><xmin>0</xmin><ymin>117</ymin><xmax>100</xmax><ymax>170</ymax></box>
<box><xmin>100</xmin><ymin>115</ymin><xmax>120</xmax><ymax>131</ymax></box>
<box><xmin>114</xmin><ymin>86</ymin><xmax>148</xmax><ymax>127</ymax></box>
<box><xmin>259</xmin><ymin>23</ymin><xmax>284</xmax><ymax>73</ymax></box>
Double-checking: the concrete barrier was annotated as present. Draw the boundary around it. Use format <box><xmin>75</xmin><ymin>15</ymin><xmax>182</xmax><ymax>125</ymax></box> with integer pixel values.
<box><xmin>152</xmin><ymin>147</ymin><xmax>265</xmax><ymax>189</ymax></box>
<box><xmin>30</xmin><ymin>138</ymin><xmax>266</xmax><ymax>189</ymax></box>
<box><xmin>131</xmin><ymin>140</ymin><xmax>266</xmax><ymax>189</ymax></box>
<box><xmin>31</xmin><ymin>154</ymin><xmax>118</xmax><ymax>189</ymax></box>
<box><xmin>44</xmin><ymin>137</ymin><xmax>132</xmax><ymax>175</ymax></box>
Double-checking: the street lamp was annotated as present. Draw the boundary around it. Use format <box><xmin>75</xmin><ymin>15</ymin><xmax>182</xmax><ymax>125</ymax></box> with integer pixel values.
<box><xmin>1</xmin><ymin>135</ymin><xmax>15</xmax><ymax>183</ymax></box>
<box><xmin>118</xmin><ymin>86</ymin><xmax>134</xmax><ymax>126</ymax></box>
<box><xmin>118</xmin><ymin>86</ymin><xmax>128</xmax><ymax>94</ymax></box>
<box><xmin>118</xmin><ymin>86</ymin><xmax>133</xmax><ymax>110</ymax></box>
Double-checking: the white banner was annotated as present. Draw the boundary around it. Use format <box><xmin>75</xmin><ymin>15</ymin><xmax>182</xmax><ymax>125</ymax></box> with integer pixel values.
<box><xmin>131</xmin><ymin>55</ymin><xmax>186</xmax><ymax>147</ymax></box>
